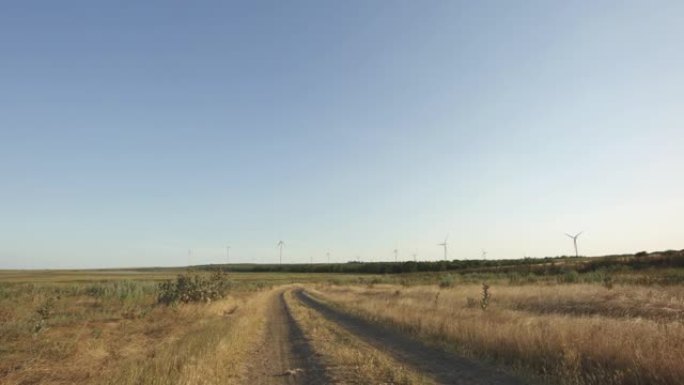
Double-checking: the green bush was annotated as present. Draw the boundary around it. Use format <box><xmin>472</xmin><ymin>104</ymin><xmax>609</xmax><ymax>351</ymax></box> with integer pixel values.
<box><xmin>157</xmin><ymin>270</ymin><xmax>231</xmax><ymax>305</ymax></box>
<box><xmin>439</xmin><ymin>274</ymin><xmax>455</xmax><ymax>288</ymax></box>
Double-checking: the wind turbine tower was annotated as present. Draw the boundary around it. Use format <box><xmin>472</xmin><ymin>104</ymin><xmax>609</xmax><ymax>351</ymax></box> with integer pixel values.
<box><xmin>438</xmin><ymin>235</ymin><xmax>448</xmax><ymax>261</ymax></box>
<box><xmin>482</xmin><ymin>250</ymin><xmax>487</xmax><ymax>260</ymax></box>
<box><xmin>226</xmin><ymin>246</ymin><xmax>230</xmax><ymax>265</ymax></box>
<box><xmin>277</xmin><ymin>240</ymin><xmax>284</xmax><ymax>264</ymax></box>
<box><xmin>565</xmin><ymin>231</ymin><xmax>583</xmax><ymax>257</ymax></box>
<box><xmin>393</xmin><ymin>249</ymin><xmax>398</xmax><ymax>262</ymax></box>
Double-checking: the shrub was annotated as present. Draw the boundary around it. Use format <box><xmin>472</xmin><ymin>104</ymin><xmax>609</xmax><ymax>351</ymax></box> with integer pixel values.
<box><xmin>559</xmin><ymin>270</ymin><xmax>580</xmax><ymax>284</ymax></box>
<box><xmin>157</xmin><ymin>270</ymin><xmax>231</xmax><ymax>305</ymax></box>
<box><xmin>439</xmin><ymin>274</ymin><xmax>455</xmax><ymax>288</ymax></box>
<box><xmin>36</xmin><ymin>297</ymin><xmax>54</xmax><ymax>320</ymax></box>
<box><xmin>32</xmin><ymin>297</ymin><xmax>55</xmax><ymax>334</ymax></box>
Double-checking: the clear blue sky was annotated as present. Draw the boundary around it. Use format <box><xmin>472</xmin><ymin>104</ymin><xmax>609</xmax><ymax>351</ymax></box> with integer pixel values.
<box><xmin>1</xmin><ymin>1</ymin><xmax>683</xmax><ymax>268</ymax></box>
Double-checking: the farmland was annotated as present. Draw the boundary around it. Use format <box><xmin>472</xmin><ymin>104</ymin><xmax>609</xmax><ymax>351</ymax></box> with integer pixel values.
<box><xmin>1</xmin><ymin>250</ymin><xmax>683</xmax><ymax>385</ymax></box>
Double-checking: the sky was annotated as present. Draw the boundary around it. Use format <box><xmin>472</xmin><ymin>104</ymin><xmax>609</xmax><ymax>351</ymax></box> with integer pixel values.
<box><xmin>1</xmin><ymin>1</ymin><xmax>683</xmax><ymax>269</ymax></box>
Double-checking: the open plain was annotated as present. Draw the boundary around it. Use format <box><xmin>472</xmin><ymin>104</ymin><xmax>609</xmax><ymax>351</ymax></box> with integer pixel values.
<box><xmin>1</xmin><ymin>251</ymin><xmax>683</xmax><ymax>385</ymax></box>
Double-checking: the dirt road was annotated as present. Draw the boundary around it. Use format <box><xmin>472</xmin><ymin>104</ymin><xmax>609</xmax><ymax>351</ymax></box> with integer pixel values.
<box><xmin>247</xmin><ymin>288</ymin><xmax>526</xmax><ymax>384</ymax></box>
<box><xmin>294</xmin><ymin>289</ymin><xmax>526</xmax><ymax>385</ymax></box>
<box><xmin>247</xmin><ymin>291</ymin><xmax>330</xmax><ymax>384</ymax></box>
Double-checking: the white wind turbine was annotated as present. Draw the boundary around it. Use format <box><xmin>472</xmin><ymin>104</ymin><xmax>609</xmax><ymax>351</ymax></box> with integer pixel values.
<box><xmin>393</xmin><ymin>249</ymin><xmax>398</xmax><ymax>262</ymax></box>
<box><xmin>565</xmin><ymin>231</ymin><xmax>583</xmax><ymax>257</ymax></box>
<box><xmin>277</xmin><ymin>240</ymin><xmax>285</xmax><ymax>264</ymax></box>
<box><xmin>438</xmin><ymin>235</ymin><xmax>448</xmax><ymax>261</ymax></box>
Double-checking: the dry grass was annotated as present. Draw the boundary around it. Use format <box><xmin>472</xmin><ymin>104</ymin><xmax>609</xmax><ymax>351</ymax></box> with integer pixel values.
<box><xmin>284</xmin><ymin>289</ymin><xmax>435</xmax><ymax>385</ymax></box>
<box><xmin>0</xmin><ymin>280</ymin><xmax>272</xmax><ymax>385</ymax></box>
<box><xmin>312</xmin><ymin>283</ymin><xmax>684</xmax><ymax>385</ymax></box>
<box><xmin>102</xmin><ymin>289</ymin><xmax>274</xmax><ymax>385</ymax></box>
<box><xmin>5</xmin><ymin>268</ymin><xmax>683</xmax><ymax>385</ymax></box>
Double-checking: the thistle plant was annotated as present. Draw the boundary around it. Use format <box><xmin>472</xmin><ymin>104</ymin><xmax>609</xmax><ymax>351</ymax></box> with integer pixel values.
<box><xmin>480</xmin><ymin>282</ymin><xmax>491</xmax><ymax>310</ymax></box>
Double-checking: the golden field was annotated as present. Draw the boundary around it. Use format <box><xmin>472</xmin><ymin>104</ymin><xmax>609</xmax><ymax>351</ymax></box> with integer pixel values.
<box><xmin>310</xmin><ymin>281</ymin><xmax>684</xmax><ymax>384</ymax></box>
<box><xmin>1</xmin><ymin>263</ymin><xmax>683</xmax><ymax>384</ymax></box>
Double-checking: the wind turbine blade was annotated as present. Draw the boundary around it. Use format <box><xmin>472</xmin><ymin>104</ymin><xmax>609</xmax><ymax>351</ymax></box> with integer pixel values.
<box><xmin>565</xmin><ymin>233</ymin><xmax>574</xmax><ymax>239</ymax></box>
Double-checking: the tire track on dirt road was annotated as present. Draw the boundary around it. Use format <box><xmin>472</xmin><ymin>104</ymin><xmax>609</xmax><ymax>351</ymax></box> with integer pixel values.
<box><xmin>247</xmin><ymin>291</ymin><xmax>330</xmax><ymax>384</ymax></box>
<box><xmin>295</xmin><ymin>289</ymin><xmax>527</xmax><ymax>385</ymax></box>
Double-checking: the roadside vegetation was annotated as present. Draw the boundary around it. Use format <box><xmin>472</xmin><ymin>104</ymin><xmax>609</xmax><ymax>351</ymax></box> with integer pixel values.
<box><xmin>103</xmin><ymin>288</ymin><xmax>274</xmax><ymax>385</ymax></box>
<box><xmin>0</xmin><ymin>272</ymin><xmax>271</xmax><ymax>385</ymax></box>
<box><xmin>311</xmin><ymin>281</ymin><xmax>684</xmax><ymax>385</ymax></box>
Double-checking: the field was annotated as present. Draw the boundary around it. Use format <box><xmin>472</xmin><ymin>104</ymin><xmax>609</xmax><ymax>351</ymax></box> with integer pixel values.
<box><xmin>1</xmin><ymin>251</ymin><xmax>683</xmax><ymax>385</ymax></box>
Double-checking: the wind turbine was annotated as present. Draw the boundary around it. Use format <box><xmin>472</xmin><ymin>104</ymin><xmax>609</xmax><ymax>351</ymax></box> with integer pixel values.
<box><xmin>326</xmin><ymin>252</ymin><xmax>330</xmax><ymax>264</ymax></box>
<box><xmin>481</xmin><ymin>249</ymin><xmax>487</xmax><ymax>260</ymax></box>
<box><xmin>226</xmin><ymin>246</ymin><xmax>230</xmax><ymax>265</ymax></box>
<box><xmin>393</xmin><ymin>249</ymin><xmax>398</xmax><ymax>262</ymax></box>
<box><xmin>565</xmin><ymin>231</ymin><xmax>583</xmax><ymax>257</ymax></box>
<box><xmin>277</xmin><ymin>240</ymin><xmax>284</xmax><ymax>264</ymax></box>
<box><xmin>438</xmin><ymin>235</ymin><xmax>448</xmax><ymax>261</ymax></box>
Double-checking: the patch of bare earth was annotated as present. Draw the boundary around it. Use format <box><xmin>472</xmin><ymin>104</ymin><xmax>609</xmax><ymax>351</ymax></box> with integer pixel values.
<box><xmin>247</xmin><ymin>290</ymin><xmax>330</xmax><ymax>384</ymax></box>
